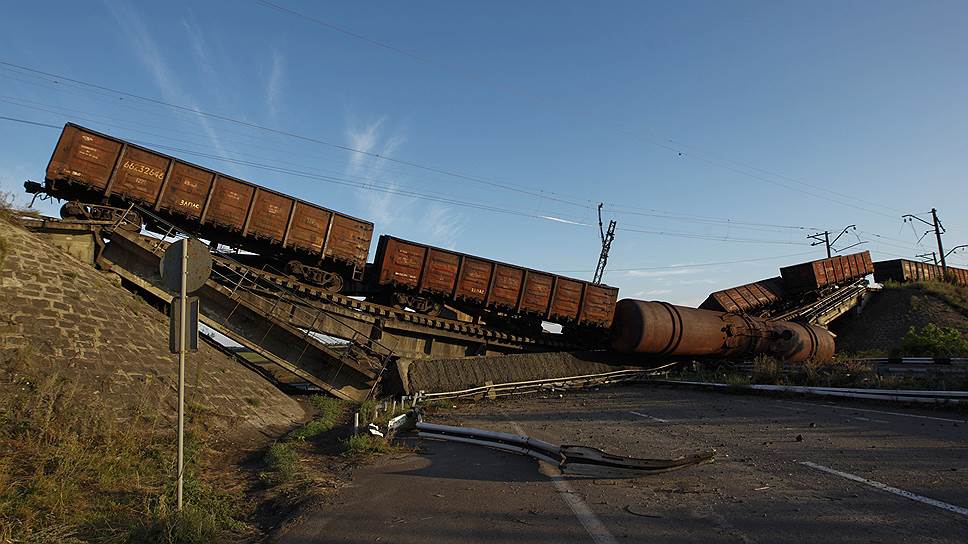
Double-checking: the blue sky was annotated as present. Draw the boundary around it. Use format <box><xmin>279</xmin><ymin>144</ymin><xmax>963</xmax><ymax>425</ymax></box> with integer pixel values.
<box><xmin>1</xmin><ymin>0</ymin><xmax>965</xmax><ymax>305</ymax></box>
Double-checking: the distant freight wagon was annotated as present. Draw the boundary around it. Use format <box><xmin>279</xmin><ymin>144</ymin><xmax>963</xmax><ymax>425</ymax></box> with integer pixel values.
<box><xmin>873</xmin><ymin>259</ymin><xmax>968</xmax><ymax>287</ymax></box>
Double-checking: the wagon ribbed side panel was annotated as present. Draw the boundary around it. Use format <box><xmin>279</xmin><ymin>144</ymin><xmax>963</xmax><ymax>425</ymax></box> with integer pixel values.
<box><xmin>454</xmin><ymin>257</ymin><xmax>492</xmax><ymax>303</ymax></box>
<box><xmin>109</xmin><ymin>146</ymin><xmax>171</xmax><ymax>205</ymax></box>
<box><xmin>245</xmin><ymin>189</ymin><xmax>293</xmax><ymax>242</ymax></box>
<box><xmin>46</xmin><ymin>124</ymin><xmax>122</xmax><ymax>190</ymax></box>
<box><xmin>519</xmin><ymin>273</ymin><xmax>554</xmax><ymax>314</ymax></box>
<box><xmin>419</xmin><ymin>248</ymin><xmax>460</xmax><ymax>295</ymax></box>
<box><xmin>157</xmin><ymin>162</ymin><xmax>215</xmax><ymax>219</ymax></box>
<box><xmin>325</xmin><ymin>215</ymin><xmax>373</xmax><ymax>271</ymax></box>
<box><xmin>579</xmin><ymin>284</ymin><xmax>619</xmax><ymax>327</ymax></box>
<box><xmin>374</xmin><ymin>236</ymin><xmax>424</xmax><ymax>288</ymax></box>
<box><xmin>286</xmin><ymin>202</ymin><xmax>331</xmax><ymax>253</ymax></box>
<box><xmin>548</xmin><ymin>278</ymin><xmax>583</xmax><ymax>321</ymax></box>
<box><xmin>203</xmin><ymin>176</ymin><xmax>255</xmax><ymax>231</ymax></box>
<box><xmin>488</xmin><ymin>265</ymin><xmax>524</xmax><ymax>309</ymax></box>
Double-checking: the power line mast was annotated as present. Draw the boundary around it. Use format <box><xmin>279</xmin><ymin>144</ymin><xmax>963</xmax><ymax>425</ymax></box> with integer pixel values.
<box><xmin>593</xmin><ymin>203</ymin><xmax>617</xmax><ymax>284</ymax></box>
<box><xmin>807</xmin><ymin>225</ymin><xmax>862</xmax><ymax>258</ymax></box>
<box><xmin>903</xmin><ymin>208</ymin><xmax>948</xmax><ymax>279</ymax></box>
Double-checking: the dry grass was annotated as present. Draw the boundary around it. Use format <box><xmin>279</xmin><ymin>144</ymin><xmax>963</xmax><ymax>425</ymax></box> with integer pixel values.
<box><xmin>0</xmin><ymin>346</ymin><xmax>247</xmax><ymax>543</ymax></box>
<box><xmin>885</xmin><ymin>279</ymin><xmax>968</xmax><ymax>318</ymax></box>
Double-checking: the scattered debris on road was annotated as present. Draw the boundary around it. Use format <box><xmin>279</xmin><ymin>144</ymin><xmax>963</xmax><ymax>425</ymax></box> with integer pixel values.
<box><xmin>413</xmin><ymin>416</ymin><xmax>715</xmax><ymax>477</ymax></box>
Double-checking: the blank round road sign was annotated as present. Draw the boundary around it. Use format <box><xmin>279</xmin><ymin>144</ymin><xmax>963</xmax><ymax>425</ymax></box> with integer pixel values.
<box><xmin>160</xmin><ymin>238</ymin><xmax>213</xmax><ymax>294</ymax></box>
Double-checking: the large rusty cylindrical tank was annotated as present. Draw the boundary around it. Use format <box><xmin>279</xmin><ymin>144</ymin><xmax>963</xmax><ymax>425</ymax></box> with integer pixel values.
<box><xmin>610</xmin><ymin>299</ymin><xmax>835</xmax><ymax>362</ymax></box>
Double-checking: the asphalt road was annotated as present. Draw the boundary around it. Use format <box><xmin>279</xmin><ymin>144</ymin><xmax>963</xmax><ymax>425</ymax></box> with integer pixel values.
<box><xmin>276</xmin><ymin>385</ymin><xmax>968</xmax><ymax>543</ymax></box>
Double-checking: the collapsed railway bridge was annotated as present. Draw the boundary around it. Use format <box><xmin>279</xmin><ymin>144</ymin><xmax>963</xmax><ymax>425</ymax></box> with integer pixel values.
<box><xmin>14</xmin><ymin>121</ymin><xmax>922</xmax><ymax>400</ymax></box>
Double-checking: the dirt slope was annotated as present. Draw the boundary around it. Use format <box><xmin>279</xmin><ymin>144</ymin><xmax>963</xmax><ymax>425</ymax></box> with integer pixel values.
<box><xmin>831</xmin><ymin>284</ymin><xmax>968</xmax><ymax>355</ymax></box>
<box><xmin>0</xmin><ymin>217</ymin><xmax>306</xmax><ymax>438</ymax></box>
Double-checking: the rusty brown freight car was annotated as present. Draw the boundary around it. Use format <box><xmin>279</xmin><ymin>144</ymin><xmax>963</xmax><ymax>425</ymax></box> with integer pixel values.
<box><xmin>873</xmin><ymin>259</ymin><xmax>968</xmax><ymax>287</ymax></box>
<box><xmin>372</xmin><ymin>236</ymin><xmax>618</xmax><ymax>328</ymax></box>
<box><xmin>39</xmin><ymin>123</ymin><xmax>373</xmax><ymax>283</ymax></box>
<box><xmin>699</xmin><ymin>276</ymin><xmax>787</xmax><ymax>315</ymax></box>
<box><xmin>779</xmin><ymin>250</ymin><xmax>873</xmax><ymax>293</ymax></box>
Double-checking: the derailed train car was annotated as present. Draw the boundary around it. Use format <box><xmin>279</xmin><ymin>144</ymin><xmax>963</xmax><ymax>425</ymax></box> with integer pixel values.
<box><xmin>779</xmin><ymin>251</ymin><xmax>873</xmax><ymax>292</ymax></box>
<box><xmin>372</xmin><ymin>236</ymin><xmax>619</xmax><ymax>329</ymax></box>
<box><xmin>32</xmin><ymin>123</ymin><xmax>372</xmax><ymax>291</ymax></box>
<box><xmin>701</xmin><ymin>251</ymin><xmax>873</xmax><ymax>316</ymax></box>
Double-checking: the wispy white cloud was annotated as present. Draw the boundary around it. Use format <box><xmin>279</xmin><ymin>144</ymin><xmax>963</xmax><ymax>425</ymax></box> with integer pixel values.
<box><xmin>343</xmin><ymin>115</ymin><xmax>466</xmax><ymax>245</ymax></box>
<box><xmin>103</xmin><ymin>1</ymin><xmax>230</xmax><ymax>163</ymax></box>
<box><xmin>345</xmin><ymin>117</ymin><xmax>409</xmax><ymax>225</ymax></box>
<box><xmin>625</xmin><ymin>267</ymin><xmax>703</xmax><ymax>278</ymax></box>
<box><xmin>540</xmin><ymin>215</ymin><xmax>591</xmax><ymax>226</ymax></box>
<box><xmin>421</xmin><ymin>203</ymin><xmax>466</xmax><ymax>248</ymax></box>
<box><xmin>633</xmin><ymin>288</ymin><xmax>672</xmax><ymax>297</ymax></box>
<box><xmin>267</xmin><ymin>49</ymin><xmax>285</xmax><ymax>120</ymax></box>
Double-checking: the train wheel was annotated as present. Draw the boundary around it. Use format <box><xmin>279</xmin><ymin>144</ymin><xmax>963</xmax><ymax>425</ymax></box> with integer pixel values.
<box><xmin>409</xmin><ymin>295</ymin><xmax>443</xmax><ymax>317</ymax></box>
<box><xmin>318</xmin><ymin>272</ymin><xmax>344</xmax><ymax>293</ymax></box>
<box><xmin>287</xmin><ymin>260</ymin><xmax>344</xmax><ymax>293</ymax></box>
<box><xmin>60</xmin><ymin>201</ymin><xmax>88</xmax><ymax>220</ymax></box>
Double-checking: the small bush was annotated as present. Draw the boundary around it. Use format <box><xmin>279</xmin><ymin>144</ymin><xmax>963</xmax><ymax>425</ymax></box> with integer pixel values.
<box><xmin>751</xmin><ymin>355</ymin><xmax>782</xmax><ymax>384</ymax></box>
<box><xmin>900</xmin><ymin>323</ymin><xmax>968</xmax><ymax>357</ymax></box>
<box><xmin>287</xmin><ymin>395</ymin><xmax>343</xmax><ymax>442</ymax></box>
<box><xmin>342</xmin><ymin>434</ymin><xmax>390</xmax><ymax>457</ymax></box>
<box><xmin>263</xmin><ymin>442</ymin><xmax>299</xmax><ymax>483</ymax></box>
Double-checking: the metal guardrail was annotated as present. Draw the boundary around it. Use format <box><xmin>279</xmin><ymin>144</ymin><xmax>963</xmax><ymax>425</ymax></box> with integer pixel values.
<box><xmin>649</xmin><ymin>379</ymin><xmax>966</xmax><ymax>404</ymax></box>
<box><xmin>414</xmin><ymin>364</ymin><xmax>680</xmax><ymax>403</ymax></box>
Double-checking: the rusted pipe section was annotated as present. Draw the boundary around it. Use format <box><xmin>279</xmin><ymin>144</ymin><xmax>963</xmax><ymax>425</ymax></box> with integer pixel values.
<box><xmin>610</xmin><ymin>299</ymin><xmax>835</xmax><ymax>362</ymax></box>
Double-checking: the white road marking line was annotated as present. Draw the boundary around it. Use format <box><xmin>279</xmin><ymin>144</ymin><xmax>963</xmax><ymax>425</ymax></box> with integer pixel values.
<box><xmin>786</xmin><ymin>400</ymin><xmax>966</xmax><ymax>423</ymax></box>
<box><xmin>851</xmin><ymin>416</ymin><xmax>890</xmax><ymax>424</ymax></box>
<box><xmin>777</xmin><ymin>404</ymin><xmax>888</xmax><ymax>423</ymax></box>
<box><xmin>630</xmin><ymin>410</ymin><xmax>669</xmax><ymax>423</ymax></box>
<box><xmin>507</xmin><ymin>420</ymin><xmax>619</xmax><ymax>544</ymax></box>
<box><xmin>800</xmin><ymin>461</ymin><xmax>968</xmax><ymax>517</ymax></box>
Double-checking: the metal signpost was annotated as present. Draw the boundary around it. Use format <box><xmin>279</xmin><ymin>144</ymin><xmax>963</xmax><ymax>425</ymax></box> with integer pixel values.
<box><xmin>159</xmin><ymin>237</ymin><xmax>212</xmax><ymax>511</ymax></box>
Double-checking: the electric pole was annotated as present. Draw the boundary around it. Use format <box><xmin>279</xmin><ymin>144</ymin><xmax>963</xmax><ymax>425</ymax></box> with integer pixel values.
<box><xmin>903</xmin><ymin>208</ymin><xmax>947</xmax><ymax>279</ymax></box>
<box><xmin>593</xmin><ymin>203</ymin><xmax>617</xmax><ymax>284</ymax></box>
<box><xmin>807</xmin><ymin>225</ymin><xmax>861</xmax><ymax>258</ymax></box>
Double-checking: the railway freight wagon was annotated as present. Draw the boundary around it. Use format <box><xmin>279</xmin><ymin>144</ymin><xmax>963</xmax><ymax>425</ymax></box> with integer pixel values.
<box><xmin>371</xmin><ymin>236</ymin><xmax>619</xmax><ymax>330</ymax></box>
<box><xmin>779</xmin><ymin>251</ymin><xmax>874</xmax><ymax>292</ymax></box>
<box><xmin>28</xmin><ymin>123</ymin><xmax>373</xmax><ymax>291</ymax></box>
<box><xmin>701</xmin><ymin>251</ymin><xmax>874</xmax><ymax>316</ymax></box>
<box><xmin>699</xmin><ymin>276</ymin><xmax>786</xmax><ymax>315</ymax></box>
<box><xmin>873</xmin><ymin>259</ymin><xmax>968</xmax><ymax>287</ymax></box>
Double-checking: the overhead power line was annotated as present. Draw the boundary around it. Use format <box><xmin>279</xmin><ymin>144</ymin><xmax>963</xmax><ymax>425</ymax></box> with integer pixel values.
<box><xmin>0</xmin><ymin>60</ymin><xmax>590</xmax><ymax>210</ymax></box>
<box><xmin>252</xmin><ymin>1</ymin><xmax>903</xmax><ymax>220</ymax></box>
<box><xmin>0</xmin><ymin>82</ymin><xmax>845</xmax><ymax>237</ymax></box>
